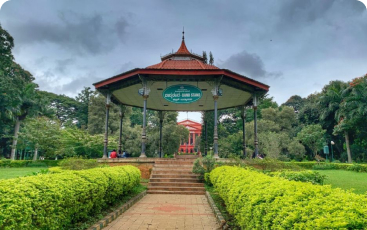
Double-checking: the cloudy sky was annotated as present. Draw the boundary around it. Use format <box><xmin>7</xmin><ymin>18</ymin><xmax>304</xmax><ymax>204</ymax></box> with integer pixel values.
<box><xmin>1</xmin><ymin>0</ymin><xmax>367</xmax><ymax>121</ymax></box>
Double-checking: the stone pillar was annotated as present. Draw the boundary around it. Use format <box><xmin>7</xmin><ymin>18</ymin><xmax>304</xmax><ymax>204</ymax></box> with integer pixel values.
<box><xmin>211</xmin><ymin>78</ymin><xmax>222</xmax><ymax>158</ymax></box>
<box><xmin>213</xmin><ymin>95</ymin><xmax>219</xmax><ymax>158</ymax></box>
<box><xmin>118</xmin><ymin>105</ymin><xmax>125</xmax><ymax>153</ymax></box>
<box><xmin>241</xmin><ymin>106</ymin><xmax>246</xmax><ymax>158</ymax></box>
<box><xmin>140</xmin><ymin>95</ymin><xmax>148</xmax><ymax>158</ymax></box>
<box><xmin>159</xmin><ymin>111</ymin><xmax>164</xmax><ymax>158</ymax></box>
<box><xmin>204</xmin><ymin>120</ymin><xmax>208</xmax><ymax>156</ymax></box>
<box><xmin>253</xmin><ymin>95</ymin><xmax>259</xmax><ymax>157</ymax></box>
<box><xmin>103</xmin><ymin>93</ymin><xmax>111</xmax><ymax>159</ymax></box>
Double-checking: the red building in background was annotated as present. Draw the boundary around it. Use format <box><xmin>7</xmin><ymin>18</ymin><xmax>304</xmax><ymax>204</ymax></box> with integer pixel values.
<box><xmin>177</xmin><ymin>119</ymin><xmax>202</xmax><ymax>153</ymax></box>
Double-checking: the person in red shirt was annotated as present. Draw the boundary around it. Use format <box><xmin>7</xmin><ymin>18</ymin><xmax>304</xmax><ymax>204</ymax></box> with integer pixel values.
<box><xmin>110</xmin><ymin>149</ymin><xmax>117</xmax><ymax>158</ymax></box>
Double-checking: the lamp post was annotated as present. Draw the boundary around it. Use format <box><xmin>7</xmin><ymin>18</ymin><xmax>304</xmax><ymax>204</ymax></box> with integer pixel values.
<box><xmin>323</xmin><ymin>145</ymin><xmax>329</xmax><ymax>161</ymax></box>
<box><xmin>331</xmin><ymin>141</ymin><xmax>335</xmax><ymax>162</ymax></box>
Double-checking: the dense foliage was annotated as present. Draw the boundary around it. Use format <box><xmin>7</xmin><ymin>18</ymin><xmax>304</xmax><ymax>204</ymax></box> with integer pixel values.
<box><xmin>0</xmin><ymin>25</ymin><xmax>187</xmax><ymax>159</ymax></box>
<box><xmin>58</xmin><ymin>157</ymin><xmax>99</xmax><ymax>170</ymax></box>
<box><xmin>268</xmin><ymin>170</ymin><xmax>326</xmax><ymax>185</ymax></box>
<box><xmin>192</xmin><ymin>155</ymin><xmax>216</xmax><ymax>180</ymax></box>
<box><xmin>0</xmin><ymin>160</ymin><xmax>59</xmax><ymax>168</ymax></box>
<box><xmin>200</xmin><ymin>74</ymin><xmax>367</xmax><ymax>162</ymax></box>
<box><xmin>210</xmin><ymin>166</ymin><xmax>367</xmax><ymax>229</ymax></box>
<box><xmin>0</xmin><ymin>165</ymin><xmax>140</xmax><ymax>230</ymax></box>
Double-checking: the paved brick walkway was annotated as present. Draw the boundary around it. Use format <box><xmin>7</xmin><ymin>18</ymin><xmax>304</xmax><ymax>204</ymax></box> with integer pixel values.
<box><xmin>104</xmin><ymin>194</ymin><xmax>219</xmax><ymax>230</ymax></box>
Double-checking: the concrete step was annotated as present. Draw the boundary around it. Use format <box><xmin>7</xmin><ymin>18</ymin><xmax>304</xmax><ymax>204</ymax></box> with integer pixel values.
<box><xmin>155</xmin><ymin>160</ymin><xmax>194</xmax><ymax>165</ymax></box>
<box><xmin>154</xmin><ymin>164</ymin><xmax>193</xmax><ymax>168</ymax></box>
<box><xmin>150</xmin><ymin>178</ymin><xmax>201</xmax><ymax>183</ymax></box>
<box><xmin>147</xmin><ymin>190</ymin><xmax>205</xmax><ymax>195</ymax></box>
<box><xmin>151</xmin><ymin>174</ymin><xmax>199</xmax><ymax>179</ymax></box>
<box><xmin>153</xmin><ymin>167</ymin><xmax>192</xmax><ymax>172</ymax></box>
<box><xmin>152</xmin><ymin>171</ymin><xmax>196</xmax><ymax>175</ymax></box>
<box><xmin>175</xmin><ymin>155</ymin><xmax>200</xmax><ymax>159</ymax></box>
<box><xmin>147</xmin><ymin>186</ymin><xmax>205</xmax><ymax>192</ymax></box>
<box><xmin>172</xmin><ymin>158</ymin><xmax>197</xmax><ymax>161</ymax></box>
<box><xmin>148</xmin><ymin>182</ymin><xmax>204</xmax><ymax>187</ymax></box>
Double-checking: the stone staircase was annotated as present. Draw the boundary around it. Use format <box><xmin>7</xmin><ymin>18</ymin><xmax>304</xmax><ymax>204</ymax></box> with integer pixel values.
<box><xmin>147</xmin><ymin>155</ymin><xmax>205</xmax><ymax>195</ymax></box>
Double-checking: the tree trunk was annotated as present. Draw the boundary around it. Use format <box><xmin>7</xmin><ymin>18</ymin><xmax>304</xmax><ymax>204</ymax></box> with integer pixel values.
<box><xmin>10</xmin><ymin>117</ymin><xmax>21</xmax><ymax>160</ymax></box>
<box><xmin>33</xmin><ymin>147</ymin><xmax>38</xmax><ymax>161</ymax></box>
<box><xmin>345</xmin><ymin>131</ymin><xmax>352</xmax><ymax>163</ymax></box>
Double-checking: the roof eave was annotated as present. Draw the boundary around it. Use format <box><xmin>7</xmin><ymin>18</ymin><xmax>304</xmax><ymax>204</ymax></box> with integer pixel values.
<box><xmin>93</xmin><ymin>68</ymin><xmax>269</xmax><ymax>92</ymax></box>
<box><xmin>161</xmin><ymin>53</ymin><xmax>205</xmax><ymax>61</ymax></box>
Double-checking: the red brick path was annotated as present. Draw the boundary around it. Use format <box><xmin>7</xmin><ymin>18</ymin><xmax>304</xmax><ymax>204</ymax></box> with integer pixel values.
<box><xmin>104</xmin><ymin>194</ymin><xmax>219</xmax><ymax>230</ymax></box>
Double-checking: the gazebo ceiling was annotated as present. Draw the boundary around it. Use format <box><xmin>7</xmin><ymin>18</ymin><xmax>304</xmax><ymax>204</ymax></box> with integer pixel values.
<box><xmin>93</xmin><ymin>37</ymin><xmax>269</xmax><ymax>111</ymax></box>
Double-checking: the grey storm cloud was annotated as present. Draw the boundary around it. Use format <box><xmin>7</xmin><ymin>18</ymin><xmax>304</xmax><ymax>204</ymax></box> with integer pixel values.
<box><xmin>6</xmin><ymin>12</ymin><xmax>129</xmax><ymax>55</ymax></box>
<box><xmin>277</xmin><ymin>0</ymin><xmax>365</xmax><ymax>30</ymax></box>
<box><xmin>278</xmin><ymin>0</ymin><xmax>336</xmax><ymax>28</ymax></box>
<box><xmin>220</xmin><ymin>51</ymin><xmax>282</xmax><ymax>79</ymax></box>
<box><xmin>0</xmin><ymin>0</ymin><xmax>366</xmax><ymax>105</ymax></box>
<box><xmin>60</xmin><ymin>71</ymin><xmax>99</xmax><ymax>94</ymax></box>
<box><xmin>55</xmin><ymin>58</ymin><xmax>74</xmax><ymax>74</ymax></box>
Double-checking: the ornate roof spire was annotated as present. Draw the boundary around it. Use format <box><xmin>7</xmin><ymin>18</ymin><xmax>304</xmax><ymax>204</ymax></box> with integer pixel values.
<box><xmin>159</xmin><ymin>30</ymin><xmax>206</xmax><ymax>62</ymax></box>
<box><xmin>176</xmin><ymin>28</ymin><xmax>190</xmax><ymax>55</ymax></box>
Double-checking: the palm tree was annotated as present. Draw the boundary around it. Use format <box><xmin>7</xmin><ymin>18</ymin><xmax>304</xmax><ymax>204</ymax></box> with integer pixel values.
<box><xmin>333</xmin><ymin>75</ymin><xmax>367</xmax><ymax>163</ymax></box>
<box><xmin>318</xmin><ymin>81</ymin><xmax>353</xmax><ymax>162</ymax></box>
<box><xmin>10</xmin><ymin>83</ymin><xmax>39</xmax><ymax>160</ymax></box>
<box><xmin>343</xmin><ymin>75</ymin><xmax>367</xmax><ymax>124</ymax></box>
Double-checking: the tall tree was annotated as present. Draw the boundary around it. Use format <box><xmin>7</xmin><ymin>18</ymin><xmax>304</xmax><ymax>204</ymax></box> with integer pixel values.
<box><xmin>297</xmin><ymin>124</ymin><xmax>326</xmax><ymax>159</ymax></box>
<box><xmin>202</xmin><ymin>51</ymin><xmax>208</xmax><ymax>64</ymax></box>
<box><xmin>318</xmin><ymin>81</ymin><xmax>348</xmax><ymax>134</ymax></box>
<box><xmin>262</xmin><ymin>106</ymin><xmax>297</xmax><ymax>133</ymax></box>
<box><xmin>39</xmin><ymin>91</ymin><xmax>81</xmax><ymax>126</ymax></box>
<box><xmin>298</xmin><ymin>93</ymin><xmax>322</xmax><ymax>125</ymax></box>
<box><xmin>282</xmin><ymin>95</ymin><xmax>305</xmax><ymax>112</ymax></box>
<box><xmin>18</xmin><ymin>117</ymin><xmax>61</xmax><ymax>160</ymax></box>
<box><xmin>10</xmin><ymin>81</ymin><xmax>39</xmax><ymax>159</ymax></box>
<box><xmin>317</xmin><ymin>81</ymin><xmax>348</xmax><ymax>160</ymax></box>
<box><xmin>209</xmin><ymin>51</ymin><xmax>214</xmax><ymax>65</ymax></box>
<box><xmin>334</xmin><ymin>75</ymin><xmax>367</xmax><ymax>163</ymax></box>
<box><xmin>75</xmin><ymin>87</ymin><xmax>92</xmax><ymax>129</ymax></box>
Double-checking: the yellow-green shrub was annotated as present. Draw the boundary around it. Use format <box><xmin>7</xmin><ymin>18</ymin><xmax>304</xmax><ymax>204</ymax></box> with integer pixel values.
<box><xmin>0</xmin><ymin>160</ymin><xmax>59</xmax><ymax>167</ymax></box>
<box><xmin>268</xmin><ymin>170</ymin><xmax>326</xmax><ymax>185</ymax></box>
<box><xmin>48</xmin><ymin>166</ymin><xmax>63</xmax><ymax>173</ymax></box>
<box><xmin>0</xmin><ymin>166</ymin><xmax>140</xmax><ymax>230</ymax></box>
<box><xmin>210</xmin><ymin>166</ymin><xmax>367</xmax><ymax>229</ymax></box>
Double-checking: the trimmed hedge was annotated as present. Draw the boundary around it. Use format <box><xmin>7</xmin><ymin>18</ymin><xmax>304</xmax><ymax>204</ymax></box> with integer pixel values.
<box><xmin>284</xmin><ymin>162</ymin><xmax>367</xmax><ymax>172</ymax></box>
<box><xmin>210</xmin><ymin>166</ymin><xmax>367</xmax><ymax>229</ymax></box>
<box><xmin>0</xmin><ymin>165</ymin><xmax>140</xmax><ymax>230</ymax></box>
<box><xmin>0</xmin><ymin>160</ymin><xmax>59</xmax><ymax>168</ymax></box>
<box><xmin>347</xmin><ymin>164</ymin><xmax>367</xmax><ymax>172</ymax></box>
<box><xmin>268</xmin><ymin>170</ymin><xmax>326</xmax><ymax>185</ymax></box>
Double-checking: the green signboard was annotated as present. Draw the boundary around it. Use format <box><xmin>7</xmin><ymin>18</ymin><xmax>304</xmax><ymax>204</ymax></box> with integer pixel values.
<box><xmin>323</xmin><ymin>145</ymin><xmax>329</xmax><ymax>154</ymax></box>
<box><xmin>163</xmin><ymin>85</ymin><xmax>202</xmax><ymax>104</ymax></box>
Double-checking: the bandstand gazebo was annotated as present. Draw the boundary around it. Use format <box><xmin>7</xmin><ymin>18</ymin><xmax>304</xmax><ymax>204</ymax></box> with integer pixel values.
<box><xmin>93</xmin><ymin>32</ymin><xmax>269</xmax><ymax>158</ymax></box>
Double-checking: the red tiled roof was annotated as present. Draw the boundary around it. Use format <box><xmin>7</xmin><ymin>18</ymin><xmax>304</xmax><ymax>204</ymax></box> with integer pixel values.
<box><xmin>146</xmin><ymin>59</ymin><xmax>219</xmax><ymax>70</ymax></box>
<box><xmin>176</xmin><ymin>40</ymin><xmax>190</xmax><ymax>54</ymax></box>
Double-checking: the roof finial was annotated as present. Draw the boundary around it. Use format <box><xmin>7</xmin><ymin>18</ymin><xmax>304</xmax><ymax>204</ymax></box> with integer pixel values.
<box><xmin>182</xmin><ymin>27</ymin><xmax>185</xmax><ymax>40</ymax></box>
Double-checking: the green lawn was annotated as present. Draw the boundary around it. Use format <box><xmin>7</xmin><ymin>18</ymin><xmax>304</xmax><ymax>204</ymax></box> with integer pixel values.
<box><xmin>315</xmin><ymin>170</ymin><xmax>367</xmax><ymax>194</ymax></box>
<box><xmin>0</xmin><ymin>167</ymin><xmax>47</xmax><ymax>180</ymax></box>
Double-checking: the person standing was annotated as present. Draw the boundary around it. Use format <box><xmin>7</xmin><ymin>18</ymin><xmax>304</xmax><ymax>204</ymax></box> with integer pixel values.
<box><xmin>110</xmin><ymin>149</ymin><xmax>117</xmax><ymax>158</ymax></box>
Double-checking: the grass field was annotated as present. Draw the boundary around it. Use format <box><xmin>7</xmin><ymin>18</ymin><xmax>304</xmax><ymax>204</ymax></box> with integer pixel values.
<box><xmin>0</xmin><ymin>167</ymin><xmax>47</xmax><ymax>180</ymax></box>
<box><xmin>315</xmin><ymin>170</ymin><xmax>367</xmax><ymax>194</ymax></box>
